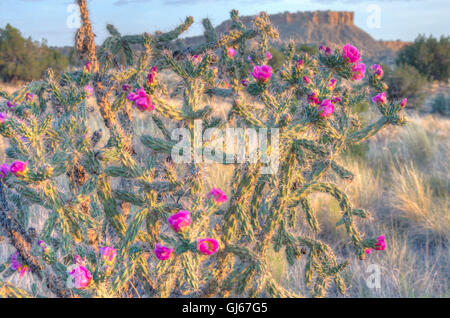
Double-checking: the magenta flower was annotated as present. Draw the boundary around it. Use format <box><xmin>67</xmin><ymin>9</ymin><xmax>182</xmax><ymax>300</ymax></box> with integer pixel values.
<box><xmin>25</xmin><ymin>93</ymin><xmax>35</xmax><ymax>102</ymax></box>
<box><xmin>325</xmin><ymin>47</ymin><xmax>332</xmax><ymax>55</ymax></box>
<box><xmin>68</xmin><ymin>265</ymin><xmax>92</xmax><ymax>289</ymax></box>
<box><xmin>318</xmin><ymin>99</ymin><xmax>335</xmax><ymax>118</ymax></box>
<box><xmin>371</xmin><ymin>64</ymin><xmax>384</xmax><ymax>79</ymax></box>
<box><xmin>197</xmin><ymin>238</ymin><xmax>219</xmax><ymax>255</ymax></box>
<box><xmin>327</xmin><ymin>78</ymin><xmax>337</xmax><ymax>90</ymax></box>
<box><xmin>84</xmin><ymin>85</ymin><xmax>93</xmax><ymax>98</ymax></box>
<box><xmin>0</xmin><ymin>112</ymin><xmax>6</xmax><ymax>124</ymax></box>
<box><xmin>10</xmin><ymin>252</ymin><xmax>21</xmax><ymax>271</ymax></box>
<box><xmin>0</xmin><ymin>163</ymin><xmax>10</xmax><ymax>178</ymax></box>
<box><xmin>6</xmin><ymin>101</ymin><xmax>16</xmax><ymax>109</ymax></box>
<box><xmin>296</xmin><ymin>59</ymin><xmax>303</xmax><ymax>70</ymax></box>
<box><xmin>126</xmin><ymin>87</ymin><xmax>154</xmax><ymax>112</ymax></box>
<box><xmin>167</xmin><ymin>210</ymin><xmax>192</xmax><ymax>232</ymax></box>
<box><xmin>303</xmin><ymin>76</ymin><xmax>311</xmax><ymax>84</ymax></box>
<box><xmin>38</xmin><ymin>240</ymin><xmax>50</xmax><ymax>254</ymax></box>
<box><xmin>342</xmin><ymin>43</ymin><xmax>361</xmax><ymax>64</ymax></box>
<box><xmin>122</xmin><ymin>84</ymin><xmax>132</xmax><ymax>91</ymax></box>
<box><xmin>251</xmin><ymin>65</ymin><xmax>272</xmax><ymax>83</ymax></box>
<box><xmin>10</xmin><ymin>252</ymin><xmax>29</xmax><ymax>277</ymax></box>
<box><xmin>375</xmin><ymin>235</ymin><xmax>386</xmax><ymax>251</ymax></box>
<box><xmin>266</xmin><ymin>52</ymin><xmax>273</xmax><ymax>60</ymax></box>
<box><xmin>227</xmin><ymin>47</ymin><xmax>237</xmax><ymax>58</ymax></box>
<box><xmin>331</xmin><ymin>96</ymin><xmax>342</xmax><ymax>104</ymax></box>
<box><xmin>100</xmin><ymin>246</ymin><xmax>117</xmax><ymax>263</ymax></box>
<box><xmin>207</xmin><ymin>188</ymin><xmax>228</xmax><ymax>204</ymax></box>
<box><xmin>372</xmin><ymin>92</ymin><xmax>387</xmax><ymax>105</ymax></box>
<box><xmin>147</xmin><ymin>66</ymin><xmax>158</xmax><ymax>85</ymax></box>
<box><xmin>241</xmin><ymin>80</ymin><xmax>249</xmax><ymax>87</ymax></box>
<box><xmin>154</xmin><ymin>244</ymin><xmax>174</xmax><ymax>261</ymax></box>
<box><xmin>351</xmin><ymin>63</ymin><xmax>366</xmax><ymax>81</ymax></box>
<box><xmin>84</xmin><ymin>61</ymin><xmax>92</xmax><ymax>72</ymax></box>
<box><xmin>400</xmin><ymin>98</ymin><xmax>407</xmax><ymax>107</ymax></box>
<box><xmin>307</xmin><ymin>92</ymin><xmax>320</xmax><ymax>105</ymax></box>
<box><xmin>319</xmin><ymin>45</ymin><xmax>325</xmax><ymax>51</ymax></box>
<box><xmin>10</xmin><ymin>161</ymin><xmax>28</xmax><ymax>177</ymax></box>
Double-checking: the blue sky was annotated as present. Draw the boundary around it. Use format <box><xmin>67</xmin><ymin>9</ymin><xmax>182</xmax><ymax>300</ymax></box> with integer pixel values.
<box><xmin>0</xmin><ymin>0</ymin><xmax>449</xmax><ymax>46</ymax></box>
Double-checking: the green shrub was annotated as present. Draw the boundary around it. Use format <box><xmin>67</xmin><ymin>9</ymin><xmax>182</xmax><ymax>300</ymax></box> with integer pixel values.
<box><xmin>385</xmin><ymin>64</ymin><xmax>428</xmax><ymax>109</ymax></box>
<box><xmin>0</xmin><ymin>24</ymin><xmax>68</xmax><ymax>83</ymax></box>
<box><xmin>397</xmin><ymin>35</ymin><xmax>450</xmax><ymax>82</ymax></box>
<box><xmin>431</xmin><ymin>94</ymin><xmax>450</xmax><ymax>116</ymax></box>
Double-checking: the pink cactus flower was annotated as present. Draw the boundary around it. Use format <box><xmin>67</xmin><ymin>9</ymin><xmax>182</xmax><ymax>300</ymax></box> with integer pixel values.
<box><xmin>126</xmin><ymin>87</ymin><xmax>154</xmax><ymax>112</ymax></box>
<box><xmin>327</xmin><ymin>78</ymin><xmax>337</xmax><ymax>90</ymax></box>
<box><xmin>10</xmin><ymin>252</ymin><xmax>29</xmax><ymax>277</ymax></box>
<box><xmin>10</xmin><ymin>252</ymin><xmax>21</xmax><ymax>271</ymax></box>
<box><xmin>303</xmin><ymin>76</ymin><xmax>311</xmax><ymax>84</ymax></box>
<box><xmin>266</xmin><ymin>52</ymin><xmax>273</xmax><ymax>60</ymax></box>
<box><xmin>319</xmin><ymin>45</ymin><xmax>325</xmax><ymax>51</ymax></box>
<box><xmin>307</xmin><ymin>92</ymin><xmax>320</xmax><ymax>105</ymax></box>
<box><xmin>68</xmin><ymin>265</ymin><xmax>92</xmax><ymax>289</ymax></box>
<box><xmin>10</xmin><ymin>161</ymin><xmax>28</xmax><ymax>177</ymax></box>
<box><xmin>371</xmin><ymin>64</ymin><xmax>384</xmax><ymax>79</ymax></box>
<box><xmin>207</xmin><ymin>188</ymin><xmax>228</xmax><ymax>204</ymax></box>
<box><xmin>25</xmin><ymin>93</ymin><xmax>35</xmax><ymax>102</ymax></box>
<box><xmin>84</xmin><ymin>85</ymin><xmax>93</xmax><ymax>98</ymax></box>
<box><xmin>192</xmin><ymin>54</ymin><xmax>201</xmax><ymax>64</ymax></box>
<box><xmin>147</xmin><ymin>66</ymin><xmax>158</xmax><ymax>85</ymax></box>
<box><xmin>0</xmin><ymin>112</ymin><xmax>6</xmax><ymax>124</ymax></box>
<box><xmin>100</xmin><ymin>246</ymin><xmax>117</xmax><ymax>263</ymax></box>
<box><xmin>342</xmin><ymin>43</ymin><xmax>361</xmax><ymax>64</ymax></box>
<box><xmin>251</xmin><ymin>65</ymin><xmax>272</xmax><ymax>83</ymax></box>
<box><xmin>365</xmin><ymin>248</ymin><xmax>372</xmax><ymax>254</ymax></box>
<box><xmin>351</xmin><ymin>63</ymin><xmax>366</xmax><ymax>81</ymax></box>
<box><xmin>227</xmin><ymin>47</ymin><xmax>237</xmax><ymax>58</ymax></box>
<box><xmin>372</xmin><ymin>92</ymin><xmax>387</xmax><ymax>105</ymax></box>
<box><xmin>0</xmin><ymin>163</ymin><xmax>10</xmax><ymax>178</ymax></box>
<box><xmin>296</xmin><ymin>59</ymin><xmax>303</xmax><ymax>70</ymax></box>
<box><xmin>38</xmin><ymin>240</ymin><xmax>50</xmax><ymax>254</ymax></box>
<box><xmin>73</xmin><ymin>255</ymin><xmax>86</xmax><ymax>265</ymax></box>
<box><xmin>6</xmin><ymin>101</ymin><xmax>16</xmax><ymax>109</ymax></box>
<box><xmin>318</xmin><ymin>99</ymin><xmax>335</xmax><ymax>118</ymax></box>
<box><xmin>400</xmin><ymin>98</ymin><xmax>407</xmax><ymax>107</ymax></box>
<box><xmin>17</xmin><ymin>265</ymin><xmax>30</xmax><ymax>277</ymax></box>
<box><xmin>197</xmin><ymin>238</ymin><xmax>219</xmax><ymax>255</ymax></box>
<box><xmin>331</xmin><ymin>96</ymin><xmax>342</xmax><ymax>103</ymax></box>
<box><xmin>84</xmin><ymin>61</ymin><xmax>92</xmax><ymax>72</ymax></box>
<box><xmin>167</xmin><ymin>210</ymin><xmax>192</xmax><ymax>232</ymax></box>
<box><xmin>375</xmin><ymin>235</ymin><xmax>386</xmax><ymax>251</ymax></box>
<box><xmin>154</xmin><ymin>244</ymin><xmax>174</xmax><ymax>261</ymax></box>
<box><xmin>325</xmin><ymin>47</ymin><xmax>332</xmax><ymax>55</ymax></box>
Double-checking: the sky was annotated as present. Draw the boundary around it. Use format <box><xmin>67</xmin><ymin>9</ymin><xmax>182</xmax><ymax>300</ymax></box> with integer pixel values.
<box><xmin>0</xmin><ymin>0</ymin><xmax>449</xmax><ymax>47</ymax></box>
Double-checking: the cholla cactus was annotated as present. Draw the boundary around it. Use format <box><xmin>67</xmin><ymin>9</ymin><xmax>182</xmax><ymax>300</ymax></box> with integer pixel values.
<box><xmin>0</xmin><ymin>1</ymin><xmax>405</xmax><ymax>298</ymax></box>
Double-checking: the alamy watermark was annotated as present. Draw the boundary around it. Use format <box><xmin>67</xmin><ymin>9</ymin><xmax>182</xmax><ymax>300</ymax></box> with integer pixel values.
<box><xmin>366</xmin><ymin>263</ymin><xmax>381</xmax><ymax>289</ymax></box>
<box><xmin>170</xmin><ymin>120</ymin><xmax>279</xmax><ymax>175</ymax></box>
<box><xmin>366</xmin><ymin>4</ymin><xmax>381</xmax><ymax>29</ymax></box>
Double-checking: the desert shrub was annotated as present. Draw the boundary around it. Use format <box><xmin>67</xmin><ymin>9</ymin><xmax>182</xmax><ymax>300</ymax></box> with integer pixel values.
<box><xmin>0</xmin><ymin>1</ymin><xmax>407</xmax><ymax>298</ymax></box>
<box><xmin>431</xmin><ymin>93</ymin><xmax>450</xmax><ymax>116</ymax></box>
<box><xmin>397</xmin><ymin>35</ymin><xmax>450</xmax><ymax>82</ymax></box>
<box><xmin>384</xmin><ymin>64</ymin><xmax>427</xmax><ymax>109</ymax></box>
<box><xmin>267</xmin><ymin>47</ymin><xmax>284</xmax><ymax>72</ymax></box>
<box><xmin>0</xmin><ymin>24</ymin><xmax>68</xmax><ymax>83</ymax></box>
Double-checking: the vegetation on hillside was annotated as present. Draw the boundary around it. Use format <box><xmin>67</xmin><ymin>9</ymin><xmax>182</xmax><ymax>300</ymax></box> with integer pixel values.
<box><xmin>397</xmin><ymin>35</ymin><xmax>450</xmax><ymax>82</ymax></box>
<box><xmin>0</xmin><ymin>24</ymin><xmax>68</xmax><ymax>83</ymax></box>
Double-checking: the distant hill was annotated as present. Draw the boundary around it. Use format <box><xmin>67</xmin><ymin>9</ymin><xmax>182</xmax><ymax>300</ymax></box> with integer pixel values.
<box><xmin>182</xmin><ymin>10</ymin><xmax>410</xmax><ymax>65</ymax></box>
